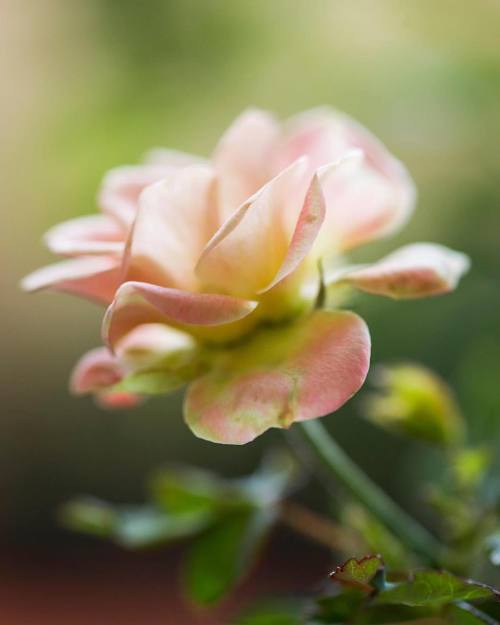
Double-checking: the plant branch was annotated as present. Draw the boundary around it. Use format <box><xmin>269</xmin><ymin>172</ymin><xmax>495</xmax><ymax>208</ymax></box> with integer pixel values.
<box><xmin>280</xmin><ymin>501</ymin><xmax>360</xmax><ymax>553</ymax></box>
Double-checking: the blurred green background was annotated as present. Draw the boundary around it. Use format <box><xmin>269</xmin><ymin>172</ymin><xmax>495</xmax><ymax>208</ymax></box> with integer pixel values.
<box><xmin>2</xmin><ymin>0</ymin><xmax>500</xmax><ymax>547</ymax></box>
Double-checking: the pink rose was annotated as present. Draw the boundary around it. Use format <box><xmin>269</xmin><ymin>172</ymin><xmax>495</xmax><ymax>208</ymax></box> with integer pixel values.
<box><xmin>23</xmin><ymin>108</ymin><xmax>469</xmax><ymax>444</ymax></box>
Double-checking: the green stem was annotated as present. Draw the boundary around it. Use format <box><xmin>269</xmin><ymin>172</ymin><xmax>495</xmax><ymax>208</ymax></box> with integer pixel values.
<box><xmin>294</xmin><ymin>420</ymin><xmax>445</xmax><ymax>566</ymax></box>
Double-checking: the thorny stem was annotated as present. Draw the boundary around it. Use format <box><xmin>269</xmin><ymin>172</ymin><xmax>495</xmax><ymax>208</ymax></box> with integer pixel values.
<box><xmin>292</xmin><ymin>420</ymin><xmax>446</xmax><ymax>566</ymax></box>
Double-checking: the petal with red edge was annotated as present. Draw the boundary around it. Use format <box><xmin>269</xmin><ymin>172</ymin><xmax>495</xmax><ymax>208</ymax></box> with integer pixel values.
<box><xmin>70</xmin><ymin>347</ymin><xmax>141</xmax><ymax>408</ymax></box>
<box><xmin>21</xmin><ymin>256</ymin><xmax>121</xmax><ymax>305</ymax></box>
<box><xmin>103</xmin><ymin>281</ymin><xmax>258</xmax><ymax>348</ymax></box>
<box><xmin>214</xmin><ymin>108</ymin><xmax>280</xmax><ymax>221</ymax></box>
<box><xmin>44</xmin><ymin>214</ymin><xmax>125</xmax><ymax>256</ymax></box>
<box><xmin>184</xmin><ymin>310</ymin><xmax>371</xmax><ymax>444</ymax></box>
<box><xmin>124</xmin><ymin>165</ymin><xmax>217</xmax><ymax>291</ymax></box>
<box><xmin>327</xmin><ymin>243</ymin><xmax>470</xmax><ymax>299</ymax></box>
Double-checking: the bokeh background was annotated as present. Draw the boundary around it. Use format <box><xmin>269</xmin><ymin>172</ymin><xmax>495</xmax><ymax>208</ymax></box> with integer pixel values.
<box><xmin>2</xmin><ymin>1</ymin><xmax>500</xmax><ymax>622</ymax></box>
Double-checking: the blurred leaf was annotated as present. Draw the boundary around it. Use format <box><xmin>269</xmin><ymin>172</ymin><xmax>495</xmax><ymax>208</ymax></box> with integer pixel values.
<box><xmin>365</xmin><ymin>364</ymin><xmax>464</xmax><ymax>447</ymax></box>
<box><xmin>485</xmin><ymin>532</ymin><xmax>500</xmax><ymax>567</ymax></box>
<box><xmin>60</xmin><ymin>498</ymin><xmax>212</xmax><ymax>548</ymax></box>
<box><xmin>374</xmin><ymin>571</ymin><xmax>495</xmax><ymax>608</ymax></box>
<box><xmin>235</xmin><ymin>600</ymin><xmax>303</xmax><ymax>625</ymax></box>
<box><xmin>151</xmin><ymin>450</ymin><xmax>298</xmax><ymax>515</ymax></box>
<box><xmin>452</xmin><ymin>448</ymin><xmax>492</xmax><ymax>491</ymax></box>
<box><xmin>59</xmin><ymin>497</ymin><xmax>117</xmax><ymax>538</ymax></box>
<box><xmin>313</xmin><ymin>590</ymin><xmax>366</xmax><ymax>623</ymax></box>
<box><xmin>113</xmin><ymin>506</ymin><xmax>212</xmax><ymax>548</ymax></box>
<box><xmin>150</xmin><ymin>465</ymin><xmax>241</xmax><ymax>515</ymax></box>
<box><xmin>343</xmin><ymin>504</ymin><xmax>411</xmax><ymax>569</ymax></box>
<box><xmin>185</xmin><ymin>508</ymin><xmax>277</xmax><ymax>605</ymax></box>
<box><xmin>237</xmin><ymin>450</ymin><xmax>300</xmax><ymax>507</ymax></box>
<box><xmin>330</xmin><ymin>555</ymin><xmax>384</xmax><ymax>593</ymax></box>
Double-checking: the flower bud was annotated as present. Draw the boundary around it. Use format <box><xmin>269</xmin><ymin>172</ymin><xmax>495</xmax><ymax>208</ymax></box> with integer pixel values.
<box><xmin>365</xmin><ymin>364</ymin><xmax>464</xmax><ymax>447</ymax></box>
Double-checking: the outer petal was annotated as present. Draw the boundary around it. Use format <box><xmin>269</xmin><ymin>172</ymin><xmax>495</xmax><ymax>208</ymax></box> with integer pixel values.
<box><xmin>21</xmin><ymin>256</ymin><xmax>121</xmax><ymax>304</ymax></box>
<box><xmin>213</xmin><ymin>108</ymin><xmax>280</xmax><ymax>221</ymax></box>
<box><xmin>196</xmin><ymin>159</ymin><xmax>312</xmax><ymax>298</ymax></box>
<box><xmin>279</xmin><ymin>108</ymin><xmax>416</xmax><ymax>251</ymax></box>
<box><xmin>124</xmin><ymin>165</ymin><xmax>217</xmax><ymax>291</ymax></box>
<box><xmin>114</xmin><ymin>323</ymin><xmax>198</xmax><ymax>373</ymax></box>
<box><xmin>44</xmin><ymin>215</ymin><xmax>125</xmax><ymax>256</ymax></box>
<box><xmin>327</xmin><ymin>243</ymin><xmax>470</xmax><ymax>299</ymax></box>
<box><xmin>98</xmin><ymin>163</ymin><xmax>178</xmax><ymax>227</ymax></box>
<box><xmin>70</xmin><ymin>347</ymin><xmax>141</xmax><ymax>408</ymax></box>
<box><xmin>184</xmin><ymin>310</ymin><xmax>371</xmax><ymax>444</ymax></box>
<box><xmin>103</xmin><ymin>281</ymin><xmax>258</xmax><ymax>348</ymax></box>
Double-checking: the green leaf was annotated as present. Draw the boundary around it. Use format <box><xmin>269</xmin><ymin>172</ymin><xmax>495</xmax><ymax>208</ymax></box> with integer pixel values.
<box><xmin>330</xmin><ymin>556</ymin><xmax>384</xmax><ymax>593</ymax></box>
<box><xmin>150</xmin><ymin>465</ymin><xmax>248</xmax><ymax>515</ymax></box>
<box><xmin>236</xmin><ymin>600</ymin><xmax>303</xmax><ymax>625</ymax></box>
<box><xmin>185</xmin><ymin>508</ymin><xmax>276</xmax><ymax>605</ymax></box>
<box><xmin>313</xmin><ymin>590</ymin><xmax>366</xmax><ymax>623</ymax></box>
<box><xmin>374</xmin><ymin>571</ymin><xmax>495</xmax><ymax>608</ymax></box>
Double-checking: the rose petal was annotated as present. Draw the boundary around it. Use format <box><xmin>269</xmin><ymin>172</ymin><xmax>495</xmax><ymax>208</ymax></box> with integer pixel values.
<box><xmin>196</xmin><ymin>159</ymin><xmax>312</xmax><ymax>298</ymax></box>
<box><xmin>98</xmin><ymin>163</ymin><xmax>178</xmax><ymax>227</ymax></box>
<box><xmin>144</xmin><ymin>147</ymin><xmax>206</xmax><ymax>167</ymax></box>
<box><xmin>124</xmin><ymin>165</ymin><xmax>217</xmax><ymax>291</ymax></box>
<box><xmin>114</xmin><ymin>323</ymin><xmax>198</xmax><ymax>373</ymax></box>
<box><xmin>258</xmin><ymin>173</ymin><xmax>325</xmax><ymax>293</ymax></box>
<box><xmin>327</xmin><ymin>243</ymin><xmax>470</xmax><ymax>299</ymax></box>
<box><xmin>44</xmin><ymin>214</ymin><xmax>125</xmax><ymax>256</ymax></box>
<box><xmin>70</xmin><ymin>346</ymin><xmax>141</xmax><ymax>408</ymax></box>
<box><xmin>103</xmin><ymin>281</ymin><xmax>258</xmax><ymax>348</ymax></box>
<box><xmin>184</xmin><ymin>310</ymin><xmax>371</xmax><ymax>444</ymax></box>
<box><xmin>21</xmin><ymin>256</ymin><xmax>121</xmax><ymax>304</ymax></box>
<box><xmin>279</xmin><ymin>108</ymin><xmax>416</xmax><ymax>251</ymax></box>
<box><xmin>214</xmin><ymin>108</ymin><xmax>280</xmax><ymax>221</ymax></box>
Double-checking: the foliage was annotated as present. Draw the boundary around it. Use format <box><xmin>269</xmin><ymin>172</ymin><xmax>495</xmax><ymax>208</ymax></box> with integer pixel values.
<box><xmin>60</xmin><ymin>450</ymin><xmax>298</xmax><ymax>604</ymax></box>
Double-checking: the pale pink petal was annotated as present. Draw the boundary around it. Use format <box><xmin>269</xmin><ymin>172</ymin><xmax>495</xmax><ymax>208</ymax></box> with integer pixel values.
<box><xmin>124</xmin><ymin>165</ymin><xmax>217</xmax><ymax>291</ymax></box>
<box><xmin>103</xmin><ymin>281</ymin><xmax>258</xmax><ymax>348</ymax></box>
<box><xmin>279</xmin><ymin>108</ymin><xmax>416</xmax><ymax>251</ymax></box>
<box><xmin>70</xmin><ymin>347</ymin><xmax>141</xmax><ymax>408</ymax></box>
<box><xmin>328</xmin><ymin>243</ymin><xmax>470</xmax><ymax>299</ymax></box>
<box><xmin>214</xmin><ymin>108</ymin><xmax>280</xmax><ymax>221</ymax></box>
<box><xmin>44</xmin><ymin>215</ymin><xmax>125</xmax><ymax>256</ymax></box>
<box><xmin>184</xmin><ymin>310</ymin><xmax>371</xmax><ymax>444</ymax></box>
<box><xmin>144</xmin><ymin>148</ymin><xmax>207</xmax><ymax>167</ymax></box>
<box><xmin>98</xmin><ymin>163</ymin><xmax>177</xmax><ymax>227</ymax></box>
<box><xmin>21</xmin><ymin>256</ymin><xmax>121</xmax><ymax>304</ymax></box>
<box><xmin>196</xmin><ymin>159</ymin><xmax>312</xmax><ymax>298</ymax></box>
<box><xmin>114</xmin><ymin>323</ymin><xmax>197</xmax><ymax>373</ymax></box>
<box><xmin>258</xmin><ymin>173</ymin><xmax>325</xmax><ymax>293</ymax></box>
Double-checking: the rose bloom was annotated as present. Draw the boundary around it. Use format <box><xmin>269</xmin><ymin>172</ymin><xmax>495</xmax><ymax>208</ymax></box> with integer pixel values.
<box><xmin>22</xmin><ymin>108</ymin><xmax>469</xmax><ymax>444</ymax></box>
